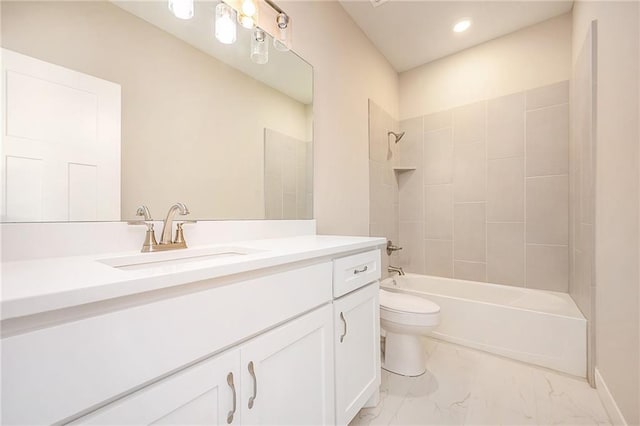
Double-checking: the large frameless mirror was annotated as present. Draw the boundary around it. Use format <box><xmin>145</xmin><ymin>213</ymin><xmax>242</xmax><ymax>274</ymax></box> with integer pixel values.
<box><xmin>0</xmin><ymin>0</ymin><xmax>313</xmax><ymax>222</ymax></box>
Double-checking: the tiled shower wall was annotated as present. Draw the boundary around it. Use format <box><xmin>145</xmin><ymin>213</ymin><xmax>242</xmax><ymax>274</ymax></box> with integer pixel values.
<box><xmin>264</xmin><ymin>129</ymin><xmax>313</xmax><ymax>220</ymax></box>
<box><xmin>368</xmin><ymin>100</ymin><xmax>399</xmax><ymax>274</ymax></box>
<box><xmin>396</xmin><ymin>81</ymin><xmax>570</xmax><ymax>291</ymax></box>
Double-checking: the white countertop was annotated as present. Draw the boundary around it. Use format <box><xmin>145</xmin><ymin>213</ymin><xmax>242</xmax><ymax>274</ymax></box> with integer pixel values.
<box><xmin>1</xmin><ymin>235</ymin><xmax>385</xmax><ymax>320</ymax></box>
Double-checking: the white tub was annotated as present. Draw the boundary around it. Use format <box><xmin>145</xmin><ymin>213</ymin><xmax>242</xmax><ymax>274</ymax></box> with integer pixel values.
<box><xmin>381</xmin><ymin>273</ymin><xmax>586</xmax><ymax>377</ymax></box>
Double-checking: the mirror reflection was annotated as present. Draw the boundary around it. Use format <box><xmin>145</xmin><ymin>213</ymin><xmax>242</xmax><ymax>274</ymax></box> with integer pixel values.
<box><xmin>0</xmin><ymin>0</ymin><xmax>313</xmax><ymax>222</ymax></box>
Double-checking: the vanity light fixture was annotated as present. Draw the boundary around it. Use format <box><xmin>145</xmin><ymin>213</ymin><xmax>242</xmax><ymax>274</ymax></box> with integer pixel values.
<box><xmin>238</xmin><ymin>0</ymin><xmax>259</xmax><ymax>29</ymax></box>
<box><xmin>273</xmin><ymin>12</ymin><xmax>291</xmax><ymax>51</ymax></box>
<box><xmin>209</xmin><ymin>0</ymin><xmax>293</xmax><ymax>58</ymax></box>
<box><xmin>168</xmin><ymin>0</ymin><xmax>194</xmax><ymax>20</ymax></box>
<box><xmin>453</xmin><ymin>18</ymin><xmax>472</xmax><ymax>33</ymax></box>
<box><xmin>251</xmin><ymin>28</ymin><xmax>269</xmax><ymax>64</ymax></box>
<box><xmin>263</xmin><ymin>0</ymin><xmax>291</xmax><ymax>51</ymax></box>
<box><xmin>215</xmin><ymin>2</ymin><xmax>237</xmax><ymax>44</ymax></box>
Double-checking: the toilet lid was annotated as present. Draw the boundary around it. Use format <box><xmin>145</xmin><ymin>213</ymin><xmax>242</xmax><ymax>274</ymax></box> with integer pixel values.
<box><xmin>380</xmin><ymin>289</ymin><xmax>440</xmax><ymax>314</ymax></box>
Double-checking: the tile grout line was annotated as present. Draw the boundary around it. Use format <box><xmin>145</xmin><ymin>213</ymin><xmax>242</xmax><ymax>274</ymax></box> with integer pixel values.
<box><xmin>419</xmin><ymin>116</ymin><xmax>425</xmax><ymax>273</ymax></box>
<box><xmin>484</xmin><ymin>99</ymin><xmax>489</xmax><ymax>283</ymax></box>
<box><xmin>527</xmin><ymin>242</ymin><xmax>569</xmax><ymax>248</ymax></box>
<box><xmin>526</xmin><ymin>173</ymin><xmax>570</xmax><ymax>179</ymax></box>
<box><xmin>451</xmin><ymin>112</ymin><xmax>456</xmax><ymax>278</ymax></box>
<box><xmin>525</xmin><ymin>101</ymin><xmax>569</xmax><ymax>113</ymax></box>
<box><xmin>524</xmin><ymin>95</ymin><xmax>528</xmax><ymax>289</ymax></box>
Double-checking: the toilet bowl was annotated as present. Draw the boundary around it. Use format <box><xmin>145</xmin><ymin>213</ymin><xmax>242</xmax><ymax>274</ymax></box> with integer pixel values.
<box><xmin>380</xmin><ymin>288</ymin><xmax>440</xmax><ymax>376</ymax></box>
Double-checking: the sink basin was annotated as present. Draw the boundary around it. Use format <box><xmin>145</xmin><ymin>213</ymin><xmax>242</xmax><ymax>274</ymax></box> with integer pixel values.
<box><xmin>98</xmin><ymin>246</ymin><xmax>260</xmax><ymax>271</ymax></box>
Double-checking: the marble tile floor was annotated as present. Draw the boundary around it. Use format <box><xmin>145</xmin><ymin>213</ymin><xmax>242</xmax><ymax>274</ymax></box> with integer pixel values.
<box><xmin>350</xmin><ymin>339</ymin><xmax>610</xmax><ymax>426</ymax></box>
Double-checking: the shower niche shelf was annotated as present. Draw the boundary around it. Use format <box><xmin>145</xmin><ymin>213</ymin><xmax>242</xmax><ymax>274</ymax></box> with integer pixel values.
<box><xmin>393</xmin><ymin>166</ymin><xmax>417</xmax><ymax>173</ymax></box>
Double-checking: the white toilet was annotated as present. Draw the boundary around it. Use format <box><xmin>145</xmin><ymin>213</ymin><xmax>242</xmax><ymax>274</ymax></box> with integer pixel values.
<box><xmin>379</xmin><ymin>288</ymin><xmax>441</xmax><ymax>376</ymax></box>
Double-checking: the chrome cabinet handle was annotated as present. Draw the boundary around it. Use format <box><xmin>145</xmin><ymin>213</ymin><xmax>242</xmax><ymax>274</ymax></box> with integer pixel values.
<box><xmin>226</xmin><ymin>372</ymin><xmax>236</xmax><ymax>424</ymax></box>
<box><xmin>248</xmin><ymin>361</ymin><xmax>257</xmax><ymax>409</ymax></box>
<box><xmin>353</xmin><ymin>265</ymin><xmax>368</xmax><ymax>275</ymax></box>
<box><xmin>340</xmin><ymin>312</ymin><xmax>348</xmax><ymax>343</ymax></box>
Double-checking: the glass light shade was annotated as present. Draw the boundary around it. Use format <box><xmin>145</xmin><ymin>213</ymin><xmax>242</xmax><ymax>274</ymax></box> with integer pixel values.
<box><xmin>251</xmin><ymin>28</ymin><xmax>268</xmax><ymax>64</ymax></box>
<box><xmin>238</xmin><ymin>0</ymin><xmax>258</xmax><ymax>29</ymax></box>
<box><xmin>273</xmin><ymin>13</ymin><xmax>291</xmax><ymax>51</ymax></box>
<box><xmin>168</xmin><ymin>0</ymin><xmax>194</xmax><ymax>20</ymax></box>
<box><xmin>215</xmin><ymin>3</ymin><xmax>237</xmax><ymax>44</ymax></box>
<box><xmin>239</xmin><ymin>15</ymin><xmax>256</xmax><ymax>29</ymax></box>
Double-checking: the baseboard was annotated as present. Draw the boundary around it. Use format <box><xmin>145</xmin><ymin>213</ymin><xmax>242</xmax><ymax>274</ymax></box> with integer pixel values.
<box><xmin>595</xmin><ymin>367</ymin><xmax>628</xmax><ymax>425</ymax></box>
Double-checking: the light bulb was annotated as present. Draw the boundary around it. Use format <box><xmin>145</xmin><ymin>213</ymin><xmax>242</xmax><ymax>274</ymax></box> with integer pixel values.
<box><xmin>168</xmin><ymin>0</ymin><xmax>194</xmax><ymax>20</ymax></box>
<box><xmin>240</xmin><ymin>15</ymin><xmax>256</xmax><ymax>29</ymax></box>
<box><xmin>238</xmin><ymin>0</ymin><xmax>258</xmax><ymax>29</ymax></box>
<box><xmin>251</xmin><ymin>28</ymin><xmax>268</xmax><ymax>64</ymax></box>
<box><xmin>241</xmin><ymin>0</ymin><xmax>257</xmax><ymax>17</ymax></box>
<box><xmin>215</xmin><ymin>3</ymin><xmax>237</xmax><ymax>44</ymax></box>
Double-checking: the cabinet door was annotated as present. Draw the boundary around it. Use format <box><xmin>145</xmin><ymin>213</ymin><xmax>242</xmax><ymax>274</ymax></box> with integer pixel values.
<box><xmin>334</xmin><ymin>283</ymin><xmax>380</xmax><ymax>425</ymax></box>
<box><xmin>240</xmin><ymin>304</ymin><xmax>335</xmax><ymax>425</ymax></box>
<box><xmin>75</xmin><ymin>349</ymin><xmax>241</xmax><ymax>425</ymax></box>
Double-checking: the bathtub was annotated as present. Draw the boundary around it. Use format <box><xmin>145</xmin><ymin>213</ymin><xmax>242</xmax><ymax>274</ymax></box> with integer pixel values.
<box><xmin>381</xmin><ymin>273</ymin><xmax>586</xmax><ymax>377</ymax></box>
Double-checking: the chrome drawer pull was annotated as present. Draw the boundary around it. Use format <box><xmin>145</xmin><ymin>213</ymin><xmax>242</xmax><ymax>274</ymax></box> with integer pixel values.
<box><xmin>226</xmin><ymin>372</ymin><xmax>236</xmax><ymax>424</ymax></box>
<box><xmin>353</xmin><ymin>266</ymin><xmax>368</xmax><ymax>275</ymax></box>
<box><xmin>340</xmin><ymin>312</ymin><xmax>348</xmax><ymax>343</ymax></box>
<box><xmin>248</xmin><ymin>361</ymin><xmax>257</xmax><ymax>409</ymax></box>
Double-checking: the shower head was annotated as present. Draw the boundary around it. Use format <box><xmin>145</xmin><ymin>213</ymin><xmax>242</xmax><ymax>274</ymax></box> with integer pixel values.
<box><xmin>388</xmin><ymin>131</ymin><xmax>405</xmax><ymax>143</ymax></box>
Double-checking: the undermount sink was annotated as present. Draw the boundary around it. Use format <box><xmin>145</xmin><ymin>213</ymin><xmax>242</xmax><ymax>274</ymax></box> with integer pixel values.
<box><xmin>98</xmin><ymin>246</ymin><xmax>260</xmax><ymax>271</ymax></box>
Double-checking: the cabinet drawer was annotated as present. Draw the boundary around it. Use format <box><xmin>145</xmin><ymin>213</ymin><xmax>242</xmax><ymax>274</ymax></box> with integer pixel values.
<box><xmin>1</xmin><ymin>262</ymin><xmax>332</xmax><ymax>425</ymax></box>
<box><xmin>333</xmin><ymin>249</ymin><xmax>381</xmax><ymax>297</ymax></box>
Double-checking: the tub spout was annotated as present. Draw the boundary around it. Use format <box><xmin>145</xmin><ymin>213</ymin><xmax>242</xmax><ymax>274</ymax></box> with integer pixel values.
<box><xmin>388</xmin><ymin>265</ymin><xmax>405</xmax><ymax>276</ymax></box>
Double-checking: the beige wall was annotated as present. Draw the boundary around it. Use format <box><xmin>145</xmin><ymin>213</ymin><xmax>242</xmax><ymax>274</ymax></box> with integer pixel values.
<box><xmin>285</xmin><ymin>1</ymin><xmax>399</xmax><ymax>236</ymax></box>
<box><xmin>1</xmin><ymin>1</ymin><xmax>309</xmax><ymax>221</ymax></box>
<box><xmin>572</xmin><ymin>1</ymin><xmax>640</xmax><ymax>424</ymax></box>
<box><xmin>399</xmin><ymin>13</ymin><xmax>572</xmax><ymax>120</ymax></box>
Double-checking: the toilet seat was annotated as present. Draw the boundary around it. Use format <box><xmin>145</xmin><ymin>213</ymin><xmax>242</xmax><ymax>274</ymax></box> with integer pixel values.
<box><xmin>379</xmin><ymin>289</ymin><xmax>440</xmax><ymax>327</ymax></box>
<box><xmin>380</xmin><ymin>290</ymin><xmax>440</xmax><ymax>314</ymax></box>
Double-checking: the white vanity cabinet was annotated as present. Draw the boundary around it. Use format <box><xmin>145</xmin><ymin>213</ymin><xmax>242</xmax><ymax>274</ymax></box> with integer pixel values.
<box><xmin>75</xmin><ymin>349</ymin><xmax>241</xmax><ymax>425</ymax></box>
<box><xmin>77</xmin><ymin>305</ymin><xmax>335</xmax><ymax>426</ymax></box>
<box><xmin>332</xmin><ymin>250</ymin><xmax>382</xmax><ymax>425</ymax></box>
<box><xmin>1</xmin><ymin>238</ymin><xmax>385</xmax><ymax>426</ymax></box>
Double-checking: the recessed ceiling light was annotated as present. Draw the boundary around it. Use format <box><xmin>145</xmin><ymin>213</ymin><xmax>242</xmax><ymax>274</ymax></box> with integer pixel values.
<box><xmin>453</xmin><ymin>19</ymin><xmax>472</xmax><ymax>33</ymax></box>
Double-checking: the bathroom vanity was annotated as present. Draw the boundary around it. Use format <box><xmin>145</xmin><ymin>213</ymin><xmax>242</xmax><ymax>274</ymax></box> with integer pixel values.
<box><xmin>1</xmin><ymin>235</ymin><xmax>384</xmax><ymax>425</ymax></box>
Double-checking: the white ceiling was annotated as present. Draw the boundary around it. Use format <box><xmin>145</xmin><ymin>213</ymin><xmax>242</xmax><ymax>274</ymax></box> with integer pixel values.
<box><xmin>340</xmin><ymin>0</ymin><xmax>573</xmax><ymax>72</ymax></box>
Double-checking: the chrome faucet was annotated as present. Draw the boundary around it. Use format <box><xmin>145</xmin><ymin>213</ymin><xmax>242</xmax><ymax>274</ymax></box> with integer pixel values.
<box><xmin>160</xmin><ymin>202</ymin><xmax>190</xmax><ymax>244</ymax></box>
<box><xmin>388</xmin><ymin>265</ymin><xmax>405</xmax><ymax>276</ymax></box>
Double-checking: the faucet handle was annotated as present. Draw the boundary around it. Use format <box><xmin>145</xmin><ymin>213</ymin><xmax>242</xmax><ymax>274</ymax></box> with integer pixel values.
<box><xmin>136</xmin><ymin>205</ymin><xmax>153</xmax><ymax>221</ymax></box>
<box><xmin>386</xmin><ymin>240</ymin><xmax>403</xmax><ymax>256</ymax></box>
<box><xmin>174</xmin><ymin>221</ymin><xmax>196</xmax><ymax>246</ymax></box>
<box><xmin>128</xmin><ymin>220</ymin><xmax>159</xmax><ymax>252</ymax></box>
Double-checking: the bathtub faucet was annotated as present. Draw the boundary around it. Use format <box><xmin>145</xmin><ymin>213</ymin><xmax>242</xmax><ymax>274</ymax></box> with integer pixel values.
<box><xmin>388</xmin><ymin>265</ymin><xmax>405</xmax><ymax>276</ymax></box>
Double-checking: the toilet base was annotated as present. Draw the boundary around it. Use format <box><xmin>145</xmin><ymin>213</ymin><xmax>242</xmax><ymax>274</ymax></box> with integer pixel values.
<box><xmin>382</xmin><ymin>331</ymin><xmax>426</xmax><ymax>376</ymax></box>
